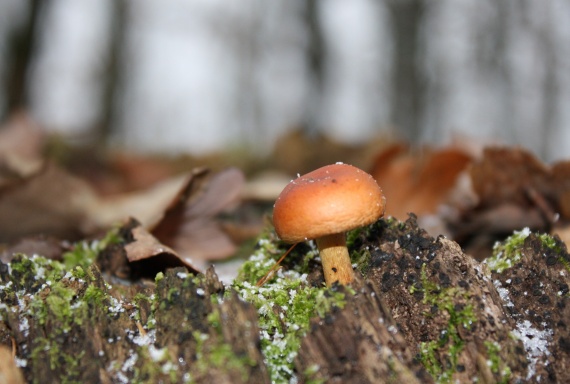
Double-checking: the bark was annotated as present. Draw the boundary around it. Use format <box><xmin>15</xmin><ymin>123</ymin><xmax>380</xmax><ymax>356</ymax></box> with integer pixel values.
<box><xmin>386</xmin><ymin>0</ymin><xmax>425</xmax><ymax>142</ymax></box>
<box><xmin>4</xmin><ymin>0</ymin><xmax>43</xmax><ymax>114</ymax></box>
<box><xmin>296</xmin><ymin>276</ymin><xmax>431</xmax><ymax>383</ymax></box>
<box><xmin>1</xmin><ymin>216</ymin><xmax>570</xmax><ymax>383</ymax></box>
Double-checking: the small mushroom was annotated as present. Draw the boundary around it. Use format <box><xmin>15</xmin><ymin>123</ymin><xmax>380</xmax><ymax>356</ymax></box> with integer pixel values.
<box><xmin>273</xmin><ymin>163</ymin><xmax>386</xmax><ymax>286</ymax></box>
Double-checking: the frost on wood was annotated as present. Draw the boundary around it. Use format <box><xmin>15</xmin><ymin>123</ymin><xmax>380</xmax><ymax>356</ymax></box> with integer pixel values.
<box><xmin>487</xmin><ymin>232</ymin><xmax>570</xmax><ymax>382</ymax></box>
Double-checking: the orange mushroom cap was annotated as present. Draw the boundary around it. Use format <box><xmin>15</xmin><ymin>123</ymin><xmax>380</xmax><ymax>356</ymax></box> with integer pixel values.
<box><xmin>273</xmin><ymin>163</ymin><xmax>386</xmax><ymax>243</ymax></box>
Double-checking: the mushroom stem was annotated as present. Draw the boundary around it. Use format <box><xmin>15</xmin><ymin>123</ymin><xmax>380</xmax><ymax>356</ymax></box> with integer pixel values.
<box><xmin>316</xmin><ymin>233</ymin><xmax>355</xmax><ymax>286</ymax></box>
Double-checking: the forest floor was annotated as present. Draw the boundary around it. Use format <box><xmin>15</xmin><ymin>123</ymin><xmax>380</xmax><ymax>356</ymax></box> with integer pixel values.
<box><xmin>1</xmin><ymin>121</ymin><xmax>570</xmax><ymax>383</ymax></box>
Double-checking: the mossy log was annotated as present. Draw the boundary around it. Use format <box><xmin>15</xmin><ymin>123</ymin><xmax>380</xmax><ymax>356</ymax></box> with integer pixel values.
<box><xmin>1</xmin><ymin>216</ymin><xmax>570</xmax><ymax>383</ymax></box>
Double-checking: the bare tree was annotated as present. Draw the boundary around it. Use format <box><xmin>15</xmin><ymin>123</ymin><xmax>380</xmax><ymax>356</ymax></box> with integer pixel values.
<box><xmin>302</xmin><ymin>0</ymin><xmax>326</xmax><ymax>136</ymax></box>
<box><xmin>96</xmin><ymin>0</ymin><xmax>128</xmax><ymax>147</ymax></box>
<box><xmin>386</xmin><ymin>0</ymin><xmax>425</xmax><ymax>142</ymax></box>
<box><xmin>4</xmin><ymin>0</ymin><xmax>43</xmax><ymax>116</ymax></box>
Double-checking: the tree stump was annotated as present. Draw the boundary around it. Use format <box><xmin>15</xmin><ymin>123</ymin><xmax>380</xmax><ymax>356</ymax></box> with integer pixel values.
<box><xmin>1</xmin><ymin>216</ymin><xmax>569</xmax><ymax>383</ymax></box>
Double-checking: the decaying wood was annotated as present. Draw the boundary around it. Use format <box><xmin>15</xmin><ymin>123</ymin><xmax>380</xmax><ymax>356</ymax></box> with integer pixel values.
<box><xmin>1</xmin><ymin>215</ymin><xmax>570</xmax><ymax>383</ymax></box>
<box><xmin>366</xmin><ymin>218</ymin><xmax>529</xmax><ymax>382</ymax></box>
<box><xmin>491</xmin><ymin>234</ymin><xmax>570</xmax><ymax>382</ymax></box>
<box><xmin>295</xmin><ymin>277</ymin><xmax>432</xmax><ymax>383</ymax></box>
<box><xmin>0</xmin><ymin>260</ymin><xmax>268</xmax><ymax>383</ymax></box>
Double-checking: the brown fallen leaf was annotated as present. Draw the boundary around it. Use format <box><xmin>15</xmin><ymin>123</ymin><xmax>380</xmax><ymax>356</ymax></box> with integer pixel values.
<box><xmin>469</xmin><ymin>147</ymin><xmax>551</xmax><ymax>209</ymax></box>
<box><xmin>0</xmin><ymin>235</ymin><xmax>68</xmax><ymax>263</ymax></box>
<box><xmin>0</xmin><ymin>110</ymin><xmax>45</xmax><ymax>187</ymax></box>
<box><xmin>98</xmin><ymin>168</ymin><xmax>245</xmax><ymax>278</ymax></box>
<box><xmin>124</xmin><ymin>219</ymin><xmax>183</xmax><ymax>263</ymax></box>
<box><xmin>448</xmin><ymin>146</ymin><xmax>570</xmax><ymax>258</ymax></box>
<box><xmin>370</xmin><ymin>143</ymin><xmax>473</xmax><ymax>220</ymax></box>
<box><xmin>0</xmin><ymin>162</ymin><xmax>98</xmax><ymax>243</ymax></box>
<box><xmin>98</xmin><ymin>218</ymin><xmax>200</xmax><ymax>280</ymax></box>
<box><xmin>0</xmin><ymin>160</ymin><xmax>247</xmax><ymax>269</ymax></box>
<box><xmin>151</xmin><ymin>167</ymin><xmax>245</xmax><ymax>267</ymax></box>
<box><xmin>87</xmin><ymin>173</ymin><xmax>191</xmax><ymax>231</ymax></box>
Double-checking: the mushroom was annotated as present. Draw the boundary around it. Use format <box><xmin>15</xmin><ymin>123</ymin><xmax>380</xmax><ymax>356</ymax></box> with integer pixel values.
<box><xmin>272</xmin><ymin>163</ymin><xmax>386</xmax><ymax>286</ymax></box>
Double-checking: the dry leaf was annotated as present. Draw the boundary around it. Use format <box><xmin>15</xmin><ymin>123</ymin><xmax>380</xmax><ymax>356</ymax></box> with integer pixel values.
<box><xmin>370</xmin><ymin>143</ymin><xmax>473</xmax><ymax>220</ymax></box>
<box><xmin>151</xmin><ymin>167</ymin><xmax>245</xmax><ymax>267</ymax></box>
<box><xmin>469</xmin><ymin>147</ymin><xmax>551</xmax><ymax>208</ymax></box>
<box><xmin>96</xmin><ymin>218</ymin><xmax>199</xmax><ymax>280</ymax></box>
<box><xmin>123</xmin><ymin>218</ymin><xmax>199</xmax><ymax>273</ymax></box>
<box><xmin>0</xmin><ymin>235</ymin><xmax>68</xmax><ymax>263</ymax></box>
<box><xmin>0</xmin><ymin>163</ymin><xmax>98</xmax><ymax>243</ymax></box>
<box><xmin>87</xmin><ymin>174</ymin><xmax>190</xmax><ymax>231</ymax></box>
<box><xmin>0</xmin><ymin>110</ymin><xmax>45</xmax><ymax>186</ymax></box>
<box><xmin>448</xmin><ymin>146</ymin><xmax>570</xmax><ymax>258</ymax></box>
<box><xmin>124</xmin><ymin>220</ymin><xmax>180</xmax><ymax>263</ymax></box>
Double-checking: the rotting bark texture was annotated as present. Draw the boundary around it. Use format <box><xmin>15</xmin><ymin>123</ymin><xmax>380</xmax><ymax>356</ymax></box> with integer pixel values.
<box><xmin>364</xmin><ymin>218</ymin><xmax>528</xmax><ymax>382</ymax></box>
<box><xmin>491</xmin><ymin>234</ymin><xmax>570</xmax><ymax>382</ymax></box>
<box><xmin>0</xmin><ymin>260</ymin><xmax>269</xmax><ymax>384</ymax></box>
<box><xmin>295</xmin><ymin>277</ymin><xmax>432</xmax><ymax>383</ymax></box>
<box><xmin>2</xmin><ymin>216</ymin><xmax>570</xmax><ymax>383</ymax></box>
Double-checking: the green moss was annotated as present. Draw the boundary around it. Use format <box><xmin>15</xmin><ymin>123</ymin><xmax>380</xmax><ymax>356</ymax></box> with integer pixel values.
<box><xmin>487</xmin><ymin>228</ymin><xmax>567</xmax><ymax>273</ymax></box>
<box><xmin>484</xmin><ymin>341</ymin><xmax>511</xmax><ymax>384</ymax></box>
<box><xmin>71</xmin><ymin>266</ymin><xmax>87</xmax><ymax>280</ymax></box>
<box><xmin>62</xmin><ymin>226</ymin><xmax>121</xmax><ymax>270</ymax></box>
<box><xmin>352</xmin><ymin>248</ymin><xmax>372</xmax><ymax>277</ymax></box>
<box><xmin>232</xmin><ymin>233</ymin><xmax>352</xmax><ymax>383</ymax></box>
<box><xmin>346</xmin><ymin>227</ymin><xmax>364</xmax><ymax>248</ymax></box>
<box><xmin>486</xmin><ymin>228</ymin><xmax>531</xmax><ymax>273</ymax></box>
<box><xmin>235</xmin><ymin>238</ymin><xmax>288</xmax><ymax>285</ymax></box>
<box><xmin>206</xmin><ymin>309</ymin><xmax>221</xmax><ymax>331</ymax></box>
<box><xmin>31</xmin><ymin>337</ymin><xmax>85</xmax><ymax>384</ymax></box>
<box><xmin>411</xmin><ymin>264</ymin><xmax>476</xmax><ymax>383</ymax></box>
<box><xmin>9</xmin><ymin>254</ymin><xmax>67</xmax><ymax>293</ymax></box>
<box><xmin>130</xmin><ymin>344</ymin><xmax>181</xmax><ymax>384</ymax></box>
<box><xmin>133</xmin><ymin>292</ymin><xmax>156</xmax><ymax>327</ymax></box>
<box><xmin>4</xmin><ymin>232</ymin><xmax>131</xmax><ymax>382</ymax></box>
<box><xmin>303</xmin><ymin>364</ymin><xmax>325</xmax><ymax>384</ymax></box>
<box><xmin>83</xmin><ymin>285</ymin><xmax>106</xmax><ymax>306</ymax></box>
<box><xmin>191</xmin><ymin>324</ymin><xmax>255</xmax><ymax>382</ymax></box>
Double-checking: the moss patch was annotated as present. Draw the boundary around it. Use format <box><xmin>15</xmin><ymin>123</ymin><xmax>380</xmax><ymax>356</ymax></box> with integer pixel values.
<box><xmin>486</xmin><ymin>228</ymin><xmax>565</xmax><ymax>273</ymax></box>
<box><xmin>232</xmin><ymin>231</ymin><xmax>352</xmax><ymax>383</ymax></box>
<box><xmin>410</xmin><ymin>264</ymin><xmax>477</xmax><ymax>383</ymax></box>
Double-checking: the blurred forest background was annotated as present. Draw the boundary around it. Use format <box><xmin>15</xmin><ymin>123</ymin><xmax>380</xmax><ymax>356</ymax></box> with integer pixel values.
<box><xmin>1</xmin><ymin>0</ymin><xmax>570</xmax><ymax>161</ymax></box>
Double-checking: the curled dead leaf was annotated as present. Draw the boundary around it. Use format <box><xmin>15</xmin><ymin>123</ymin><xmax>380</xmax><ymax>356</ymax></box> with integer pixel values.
<box><xmin>123</xmin><ymin>217</ymin><xmax>199</xmax><ymax>273</ymax></box>
<box><xmin>99</xmin><ymin>168</ymin><xmax>246</xmax><ymax>279</ymax></box>
<box><xmin>151</xmin><ymin>167</ymin><xmax>245</xmax><ymax>267</ymax></box>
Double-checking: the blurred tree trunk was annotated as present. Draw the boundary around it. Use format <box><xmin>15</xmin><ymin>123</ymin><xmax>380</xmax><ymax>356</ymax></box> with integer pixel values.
<box><xmin>387</xmin><ymin>0</ymin><xmax>425</xmax><ymax>143</ymax></box>
<box><xmin>302</xmin><ymin>0</ymin><xmax>325</xmax><ymax>137</ymax></box>
<box><xmin>4</xmin><ymin>0</ymin><xmax>42</xmax><ymax>116</ymax></box>
<box><xmin>96</xmin><ymin>0</ymin><xmax>128</xmax><ymax>147</ymax></box>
